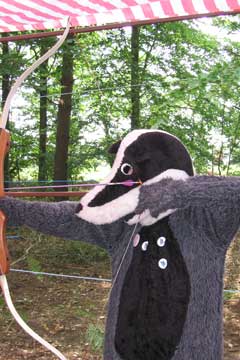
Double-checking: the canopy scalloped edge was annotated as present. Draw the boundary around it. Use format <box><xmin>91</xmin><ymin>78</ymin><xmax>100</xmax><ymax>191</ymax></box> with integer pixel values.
<box><xmin>0</xmin><ymin>0</ymin><xmax>240</xmax><ymax>42</ymax></box>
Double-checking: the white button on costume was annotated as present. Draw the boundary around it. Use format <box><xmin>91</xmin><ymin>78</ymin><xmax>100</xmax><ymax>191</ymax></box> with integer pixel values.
<box><xmin>158</xmin><ymin>258</ymin><xmax>168</xmax><ymax>269</ymax></box>
<box><xmin>141</xmin><ymin>241</ymin><xmax>149</xmax><ymax>251</ymax></box>
<box><xmin>157</xmin><ymin>236</ymin><xmax>166</xmax><ymax>247</ymax></box>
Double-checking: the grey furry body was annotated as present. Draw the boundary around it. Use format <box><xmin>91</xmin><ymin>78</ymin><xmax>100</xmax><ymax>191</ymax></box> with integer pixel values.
<box><xmin>1</xmin><ymin>175</ymin><xmax>240</xmax><ymax>359</ymax></box>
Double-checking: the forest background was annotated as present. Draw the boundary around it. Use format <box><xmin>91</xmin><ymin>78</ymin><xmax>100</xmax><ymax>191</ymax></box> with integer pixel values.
<box><xmin>1</xmin><ymin>15</ymin><xmax>240</xmax><ymax>185</ymax></box>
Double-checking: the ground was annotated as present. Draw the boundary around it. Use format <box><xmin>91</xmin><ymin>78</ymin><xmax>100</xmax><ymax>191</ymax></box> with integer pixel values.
<box><xmin>0</xmin><ymin>228</ymin><xmax>240</xmax><ymax>360</ymax></box>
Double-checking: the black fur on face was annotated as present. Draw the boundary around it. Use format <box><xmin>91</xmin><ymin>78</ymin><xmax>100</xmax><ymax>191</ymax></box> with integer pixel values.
<box><xmin>88</xmin><ymin>131</ymin><xmax>193</xmax><ymax>208</ymax></box>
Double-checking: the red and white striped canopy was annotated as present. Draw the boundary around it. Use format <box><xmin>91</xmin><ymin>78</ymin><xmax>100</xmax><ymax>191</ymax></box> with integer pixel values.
<box><xmin>0</xmin><ymin>0</ymin><xmax>239</xmax><ymax>34</ymax></box>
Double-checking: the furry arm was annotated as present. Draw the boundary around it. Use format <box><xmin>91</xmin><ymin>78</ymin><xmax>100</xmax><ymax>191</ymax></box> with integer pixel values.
<box><xmin>136</xmin><ymin>175</ymin><xmax>240</xmax><ymax>215</ymax></box>
<box><xmin>136</xmin><ymin>175</ymin><xmax>240</xmax><ymax>248</ymax></box>
<box><xmin>0</xmin><ymin>197</ymin><xmax>109</xmax><ymax>249</ymax></box>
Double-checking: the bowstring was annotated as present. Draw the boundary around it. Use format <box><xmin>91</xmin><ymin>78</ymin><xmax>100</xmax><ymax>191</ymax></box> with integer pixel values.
<box><xmin>5</xmin><ymin>180</ymin><xmax>140</xmax><ymax>191</ymax></box>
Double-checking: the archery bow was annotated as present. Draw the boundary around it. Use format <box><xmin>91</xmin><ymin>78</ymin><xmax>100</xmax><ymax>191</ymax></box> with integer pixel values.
<box><xmin>0</xmin><ymin>18</ymin><xmax>71</xmax><ymax>360</ymax></box>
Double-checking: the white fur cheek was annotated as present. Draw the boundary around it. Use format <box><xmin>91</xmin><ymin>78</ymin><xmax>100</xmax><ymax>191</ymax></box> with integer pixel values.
<box><xmin>76</xmin><ymin>187</ymin><xmax>140</xmax><ymax>225</ymax></box>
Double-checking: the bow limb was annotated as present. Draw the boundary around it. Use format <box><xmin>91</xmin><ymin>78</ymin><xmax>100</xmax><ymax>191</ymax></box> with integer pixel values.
<box><xmin>1</xmin><ymin>17</ymin><xmax>71</xmax><ymax>129</ymax></box>
<box><xmin>0</xmin><ymin>18</ymin><xmax>71</xmax><ymax>360</ymax></box>
<box><xmin>0</xmin><ymin>276</ymin><xmax>67</xmax><ymax>360</ymax></box>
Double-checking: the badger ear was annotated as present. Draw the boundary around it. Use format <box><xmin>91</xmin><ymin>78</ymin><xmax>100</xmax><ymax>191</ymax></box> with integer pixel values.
<box><xmin>108</xmin><ymin>140</ymin><xmax>122</xmax><ymax>154</ymax></box>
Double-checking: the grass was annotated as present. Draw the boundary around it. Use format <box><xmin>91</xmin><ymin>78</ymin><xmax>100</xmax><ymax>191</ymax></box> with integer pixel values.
<box><xmin>86</xmin><ymin>323</ymin><xmax>105</xmax><ymax>352</ymax></box>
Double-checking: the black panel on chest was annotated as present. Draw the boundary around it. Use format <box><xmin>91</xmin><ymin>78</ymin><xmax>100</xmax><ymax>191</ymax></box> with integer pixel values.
<box><xmin>115</xmin><ymin>217</ymin><xmax>190</xmax><ymax>360</ymax></box>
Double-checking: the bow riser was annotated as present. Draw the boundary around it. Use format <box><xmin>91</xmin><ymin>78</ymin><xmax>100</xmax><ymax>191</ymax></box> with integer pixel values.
<box><xmin>0</xmin><ymin>128</ymin><xmax>10</xmax><ymax>275</ymax></box>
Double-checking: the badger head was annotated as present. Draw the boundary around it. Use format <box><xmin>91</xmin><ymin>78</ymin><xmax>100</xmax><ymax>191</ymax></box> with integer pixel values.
<box><xmin>76</xmin><ymin>129</ymin><xmax>194</xmax><ymax>225</ymax></box>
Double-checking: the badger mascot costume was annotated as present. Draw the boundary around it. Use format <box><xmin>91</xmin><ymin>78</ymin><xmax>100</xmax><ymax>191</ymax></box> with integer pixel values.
<box><xmin>0</xmin><ymin>129</ymin><xmax>239</xmax><ymax>360</ymax></box>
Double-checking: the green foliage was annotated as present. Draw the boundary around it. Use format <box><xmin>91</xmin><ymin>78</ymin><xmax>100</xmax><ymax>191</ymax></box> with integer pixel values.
<box><xmin>27</xmin><ymin>256</ymin><xmax>43</xmax><ymax>280</ymax></box>
<box><xmin>58</xmin><ymin>240</ymin><xmax>108</xmax><ymax>265</ymax></box>
<box><xmin>20</xmin><ymin>229</ymin><xmax>109</xmax><ymax>266</ymax></box>
<box><xmin>0</xmin><ymin>290</ymin><xmax>29</xmax><ymax>321</ymax></box>
<box><xmin>75</xmin><ymin>307</ymin><xmax>95</xmax><ymax>319</ymax></box>
<box><xmin>86</xmin><ymin>323</ymin><xmax>104</xmax><ymax>352</ymax></box>
<box><xmin>0</xmin><ymin>296</ymin><xmax>16</xmax><ymax>321</ymax></box>
<box><xmin>223</xmin><ymin>291</ymin><xmax>238</xmax><ymax>302</ymax></box>
<box><xmin>1</xmin><ymin>15</ymin><xmax>240</xmax><ymax>179</ymax></box>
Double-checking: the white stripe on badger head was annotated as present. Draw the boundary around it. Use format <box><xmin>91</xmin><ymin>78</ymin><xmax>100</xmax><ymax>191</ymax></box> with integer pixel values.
<box><xmin>80</xmin><ymin>129</ymin><xmax>149</xmax><ymax>207</ymax></box>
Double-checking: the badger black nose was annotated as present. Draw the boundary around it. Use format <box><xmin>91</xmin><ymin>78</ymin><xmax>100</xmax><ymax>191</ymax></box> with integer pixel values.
<box><xmin>75</xmin><ymin>203</ymin><xmax>83</xmax><ymax>213</ymax></box>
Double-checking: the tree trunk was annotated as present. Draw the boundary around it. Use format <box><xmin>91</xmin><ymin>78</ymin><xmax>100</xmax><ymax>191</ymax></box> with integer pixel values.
<box><xmin>130</xmin><ymin>26</ymin><xmax>140</xmax><ymax>130</ymax></box>
<box><xmin>38</xmin><ymin>43</ymin><xmax>48</xmax><ymax>181</ymax></box>
<box><xmin>1</xmin><ymin>38</ymin><xmax>11</xmax><ymax>184</ymax></box>
<box><xmin>53</xmin><ymin>36</ymin><xmax>74</xmax><ymax>189</ymax></box>
<box><xmin>226</xmin><ymin>113</ymin><xmax>240</xmax><ymax>175</ymax></box>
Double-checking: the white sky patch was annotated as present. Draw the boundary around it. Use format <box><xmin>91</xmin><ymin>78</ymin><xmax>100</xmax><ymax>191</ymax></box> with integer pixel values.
<box><xmin>84</xmin><ymin>162</ymin><xmax>111</xmax><ymax>181</ymax></box>
<box><xmin>208</xmin><ymin>128</ymin><xmax>228</xmax><ymax>149</ymax></box>
<box><xmin>195</xmin><ymin>18</ymin><xmax>240</xmax><ymax>42</ymax></box>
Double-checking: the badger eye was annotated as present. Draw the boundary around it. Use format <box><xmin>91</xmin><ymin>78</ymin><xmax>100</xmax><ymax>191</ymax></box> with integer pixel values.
<box><xmin>121</xmin><ymin>163</ymin><xmax>133</xmax><ymax>176</ymax></box>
